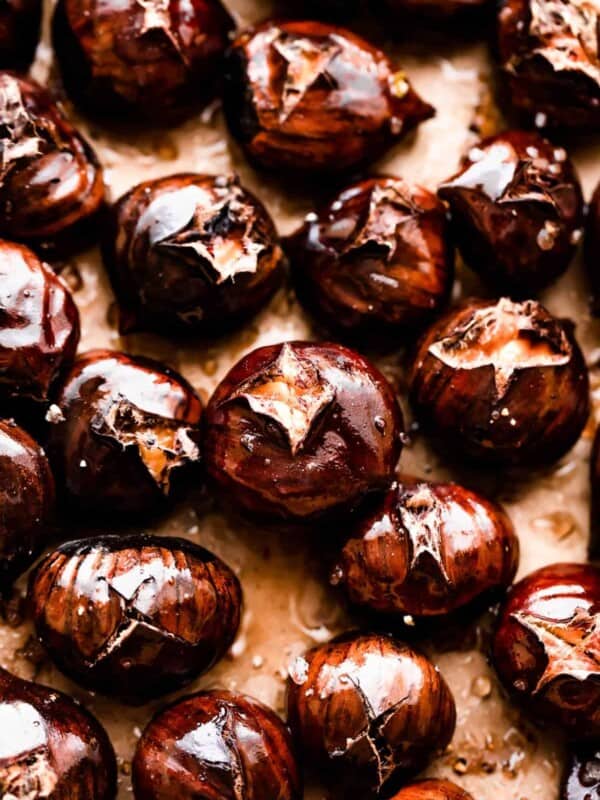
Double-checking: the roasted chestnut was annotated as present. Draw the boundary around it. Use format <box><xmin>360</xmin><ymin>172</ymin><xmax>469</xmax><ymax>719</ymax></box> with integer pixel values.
<box><xmin>286</xmin><ymin>633</ymin><xmax>456</xmax><ymax>798</ymax></box>
<box><xmin>497</xmin><ymin>0</ymin><xmax>600</xmax><ymax>129</ymax></box>
<box><xmin>0</xmin><ymin>667</ymin><xmax>117</xmax><ymax>798</ymax></box>
<box><xmin>390</xmin><ymin>780</ymin><xmax>475</xmax><ymax>800</ymax></box>
<box><xmin>438</xmin><ymin>131</ymin><xmax>583</xmax><ymax>296</ymax></box>
<box><xmin>0</xmin><ymin>240</ymin><xmax>80</xmax><ymax>405</ymax></box>
<box><xmin>47</xmin><ymin>350</ymin><xmax>203</xmax><ymax>517</ymax></box>
<box><xmin>287</xmin><ymin>176</ymin><xmax>454</xmax><ymax>340</ymax></box>
<box><xmin>133</xmin><ymin>690</ymin><xmax>301</xmax><ymax>799</ymax></box>
<box><xmin>334</xmin><ymin>476</ymin><xmax>518</xmax><ymax>617</ymax></box>
<box><xmin>103</xmin><ymin>173</ymin><xmax>285</xmax><ymax>336</ymax></box>
<box><xmin>384</xmin><ymin>0</ymin><xmax>488</xmax><ymax>16</ymax></box>
<box><xmin>0</xmin><ymin>420</ymin><xmax>54</xmax><ymax>586</ymax></box>
<box><xmin>410</xmin><ymin>298</ymin><xmax>590</xmax><ymax>466</ymax></box>
<box><xmin>591</xmin><ymin>426</ymin><xmax>600</xmax><ymax>560</ymax></box>
<box><xmin>203</xmin><ymin>341</ymin><xmax>403</xmax><ymax>523</ymax></box>
<box><xmin>493</xmin><ymin>562</ymin><xmax>600</xmax><ymax>739</ymax></box>
<box><xmin>585</xmin><ymin>179</ymin><xmax>600</xmax><ymax>314</ymax></box>
<box><xmin>561</xmin><ymin>745</ymin><xmax>600</xmax><ymax>800</ymax></box>
<box><xmin>29</xmin><ymin>535</ymin><xmax>242</xmax><ymax>703</ymax></box>
<box><xmin>52</xmin><ymin>0</ymin><xmax>234</xmax><ymax>120</ymax></box>
<box><xmin>223</xmin><ymin>20</ymin><xmax>434</xmax><ymax>174</ymax></box>
<box><xmin>0</xmin><ymin>73</ymin><xmax>104</xmax><ymax>252</ymax></box>
<box><xmin>0</xmin><ymin>0</ymin><xmax>42</xmax><ymax>69</ymax></box>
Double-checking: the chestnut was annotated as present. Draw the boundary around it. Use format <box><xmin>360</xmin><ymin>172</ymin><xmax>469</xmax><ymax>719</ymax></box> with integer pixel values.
<box><xmin>585</xmin><ymin>179</ymin><xmax>600</xmax><ymax>314</ymax></box>
<box><xmin>334</xmin><ymin>476</ymin><xmax>519</xmax><ymax>617</ymax></box>
<box><xmin>384</xmin><ymin>0</ymin><xmax>488</xmax><ymax>17</ymax></box>
<box><xmin>591</xmin><ymin>426</ymin><xmax>600</xmax><ymax>560</ymax></box>
<box><xmin>47</xmin><ymin>350</ymin><xmax>203</xmax><ymax>517</ymax></box>
<box><xmin>561</xmin><ymin>745</ymin><xmax>600</xmax><ymax>800</ymax></box>
<box><xmin>286</xmin><ymin>633</ymin><xmax>456</xmax><ymax>798</ymax></box>
<box><xmin>287</xmin><ymin>176</ymin><xmax>454</xmax><ymax>341</ymax></box>
<box><xmin>0</xmin><ymin>420</ymin><xmax>54</xmax><ymax>586</ymax></box>
<box><xmin>0</xmin><ymin>666</ymin><xmax>117</xmax><ymax>798</ymax></box>
<box><xmin>203</xmin><ymin>341</ymin><xmax>403</xmax><ymax>523</ymax></box>
<box><xmin>493</xmin><ymin>562</ymin><xmax>600</xmax><ymax>739</ymax></box>
<box><xmin>222</xmin><ymin>20</ymin><xmax>434</xmax><ymax>174</ymax></box>
<box><xmin>0</xmin><ymin>73</ymin><xmax>104</xmax><ymax>252</ymax></box>
<box><xmin>390</xmin><ymin>780</ymin><xmax>475</xmax><ymax>800</ymax></box>
<box><xmin>103</xmin><ymin>173</ymin><xmax>285</xmax><ymax>336</ymax></box>
<box><xmin>438</xmin><ymin>131</ymin><xmax>583</xmax><ymax>296</ymax></box>
<box><xmin>0</xmin><ymin>0</ymin><xmax>42</xmax><ymax>69</ymax></box>
<box><xmin>497</xmin><ymin>0</ymin><xmax>600</xmax><ymax>129</ymax></box>
<box><xmin>29</xmin><ymin>534</ymin><xmax>242</xmax><ymax>704</ymax></box>
<box><xmin>0</xmin><ymin>240</ymin><xmax>80</xmax><ymax>405</ymax></box>
<box><xmin>410</xmin><ymin>298</ymin><xmax>590</xmax><ymax>466</ymax></box>
<box><xmin>132</xmin><ymin>690</ymin><xmax>301</xmax><ymax>799</ymax></box>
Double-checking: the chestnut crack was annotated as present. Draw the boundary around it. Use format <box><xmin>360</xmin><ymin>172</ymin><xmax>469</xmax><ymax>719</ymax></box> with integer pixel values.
<box><xmin>0</xmin><ymin>748</ymin><xmax>58</xmax><ymax>799</ymax></box>
<box><xmin>397</xmin><ymin>484</ymin><xmax>452</xmax><ymax>586</ymax></box>
<box><xmin>135</xmin><ymin>0</ymin><xmax>186</xmax><ymax>63</ymax></box>
<box><xmin>0</xmin><ymin>76</ymin><xmax>49</xmax><ymax>183</ymax></box>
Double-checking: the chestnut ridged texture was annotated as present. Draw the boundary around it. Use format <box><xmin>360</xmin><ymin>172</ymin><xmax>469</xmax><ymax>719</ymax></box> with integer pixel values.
<box><xmin>203</xmin><ymin>341</ymin><xmax>403</xmax><ymax>523</ymax></box>
<box><xmin>103</xmin><ymin>173</ymin><xmax>285</xmax><ymax>335</ymax></box>
<box><xmin>286</xmin><ymin>633</ymin><xmax>456</xmax><ymax>798</ymax></box>
<box><xmin>438</xmin><ymin>131</ymin><xmax>583</xmax><ymax>296</ymax></box>
<box><xmin>390</xmin><ymin>780</ymin><xmax>475</xmax><ymax>800</ymax></box>
<box><xmin>0</xmin><ymin>667</ymin><xmax>117</xmax><ymax>799</ymax></box>
<box><xmin>585</xmin><ymin>180</ymin><xmax>600</xmax><ymax>315</ymax></box>
<box><xmin>133</xmin><ymin>690</ymin><xmax>301</xmax><ymax>800</ymax></box>
<box><xmin>223</xmin><ymin>20</ymin><xmax>434</xmax><ymax>174</ymax></box>
<box><xmin>335</xmin><ymin>477</ymin><xmax>519</xmax><ymax>617</ymax></box>
<box><xmin>0</xmin><ymin>0</ymin><xmax>42</xmax><ymax>68</ymax></box>
<box><xmin>410</xmin><ymin>298</ymin><xmax>589</xmax><ymax>466</ymax></box>
<box><xmin>493</xmin><ymin>562</ymin><xmax>600</xmax><ymax>739</ymax></box>
<box><xmin>288</xmin><ymin>176</ymin><xmax>454</xmax><ymax>340</ymax></box>
<box><xmin>561</xmin><ymin>746</ymin><xmax>600</xmax><ymax>800</ymax></box>
<box><xmin>47</xmin><ymin>350</ymin><xmax>203</xmax><ymax>517</ymax></box>
<box><xmin>0</xmin><ymin>420</ymin><xmax>54</xmax><ymax>586</ymax></box>
<box><xmin>52</xmin><ymin>0</ymin><xmax>234</xmax><ymax>119</ymax></box>
<box><xmin>29</xmin><ymin>535</ymin><xmax>242</xmax><ymax>704</ymax></box>
<box><xmin>0</xmin><ymin>73</ymin><xmax>104</xmax><ymax>251</ymax></box>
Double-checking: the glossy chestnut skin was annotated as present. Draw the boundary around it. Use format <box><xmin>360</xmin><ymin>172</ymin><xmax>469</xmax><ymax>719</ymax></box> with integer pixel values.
<box><xmin>203</xmin><ymin>341</ymin><xmax>403</xmax><ymax>523</ymax></box>
<box><xmin>0</xmin><ymin>240</ymin><xmax>80</xmax><ymax>405</ymax></box>
<box><xmin>29</xmin><ymin>535</ymin><xmax>242</xmax><ymax>704</ymax></box>
<box><xmin>286</xmin><ymin>633</ymin><xmax>456</xmax><ymax>798</ymax></box>
<box><xmin>497</xmin><ymin>0</ymin><xmax>600</xmax><ymax>129</ymax></box>
<box><xmin>410</xmin><ymin>298</ymin><xmax>590</xmax><ymax>466</ymax></box>
<box><xmin>0</xmin><ymin>0</ymin><xmax>42</xmax><ymax>69</ymax></box>
<box><xmin>493</xmin><ymin>563</ymin><xmax>600</xmax><ymax>739</ymax></box>
<box><xmin>561</xmin><ymin>746</ymin><xmax>600</xmax><ymax>800</ymax></box>
<box><xmin>0</xmin><ymin>420</ymin><xmax>54</xmax><ymax>586</ymax></box>
<box><xmin>391</xmin><ymin>780</ymin><xmax>475</xmax><ymax>800</ymax></box>
<box><xmin>133</xmin><ymin>690</ymin><xmax>301</xmax><ymax>799</ymax></box>
<box><xmin>288</xmin><ymin>177</ymin><xmax>454</xmax><ymax>341</ymax></box>
<box><xmin>439</xmin><ymin>131</ymin><xmax>583</xmax><ymax>296</ymax></box>
<box><xmin>52</xmin><ymin>0</ymin><xmax>234</xmax><ymax>120</ymax></box>
<box><xmin>335</xmin><ymin>477</ymin><xmax>519</xmax><ymax>617</ymax></box>
<box><xmin>223</xmin><ymin>20</ymin><xmax>434</xmax><ymax>174</ymax></box>
<box><xmin>0</xmin><ymin>667</ymin><xmax>117</xmax><ymax>798</ymax></box>
<box><xmin>585</xmin><ymin>180</ymin><xmax>600</xmax><ymax>314</ymax></box>
<box><xmin>0</xmin><ymin>73</ymin><xmax>104</xmax><ymax>252</ymax></box>
<box><xmin>104</xmin><ymin>174</ymin><xmax>285</xmax><ymax>336</ymax></box>
<box><xmin>47</xmin><ymin>350</ymin><xmax>203</xmax><ymax>517</ymax></box>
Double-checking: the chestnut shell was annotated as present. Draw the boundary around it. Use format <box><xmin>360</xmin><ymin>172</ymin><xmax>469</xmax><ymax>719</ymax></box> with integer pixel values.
<box><xmin>47</xmin><ymin>350</ymin><xmax>203</xmax><ymax>517</ymax></box>
<box><xmin>390</xmin><ymin>780</ymin><xmax>475</xmax><ymax>800</ymax></box>
<box><xmin>384</xmin><ymin>0</ymin><xmax>488</xmax><ymax>17</ymax></box>
<box><xmin>493</xmin><ymin>562</ymin><xmax>600</xmax><ymax>739</ymax></box>
<box><xmin>133</xmin><ymin>690</ymin><xmax>301</xmax><ymax>799</ymax></box>
<box><xmin>29</xmin><ymin>535</ymin><xmax>242</xmax><ymax>703</ymax></box>
<box><xmin>561</xmin><ymin>745</ymin><xmax>600</xmax><ymax>800</ymax></box>
<box><xmin>286</xmin><ymin>633</ymin><xmax>456</xmax><ymax>798</ymax></box>
<box><xmin>288</xmin><ymin>176</ymin><xmax>454</xmax><ymax>341</ymax></box>
<box><xmin>0</xmin><ymin>0</ymin><xmax>42</xmax><ymax>69</ymax></box>
<box><xmin>585</xmin><ymin>179</ymin><xmax>600</xmax><ymax>315</ymax></box>
<box><xmin>590</xmin><ymin>425</ymin><xmax>600</xmax><ymax>560</ymax></box>
<box><xmin>438</xmin><ymin>131</ymin><xmax>583</xmax><ymax>296</ymax></box>
<box><xmin>0</xmin><ymin>667</ymin><xmax>117</xmax><ymax>799</ymax></box>
<box><xmin>335</xmin><ymin>477</ymin><xmax>519</xmax><ymax>617</ymax></box>
<box><xmin>203</xmin><ymin>340</ymin><xmax>403</xmax><ymax>523</ymax></box>
<box><xmin>410</xmin><ymin>298</ymin><xmax>590</xmax><ymax>466</ymax></box>
<box><xmin>103</xmin><ymin>173</ymin><xmax>285</xmax><ymax>335</ymax></box>
<box><xmin>223</xmin><ymin>20</ymin><xmax>434</xmax><ymax>174</ymax></box>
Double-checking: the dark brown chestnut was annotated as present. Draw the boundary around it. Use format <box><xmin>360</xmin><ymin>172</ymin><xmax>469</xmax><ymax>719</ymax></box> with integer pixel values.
<box><xmin>438</xmin><ymin>131</ymin><xmax>583</xmax><ymax>296</ymax></box>
<box><xmin>103</xmin><ymin>173</ymin><xmax>285</xmax><ymax>336</ymax></box>
<box><xmin>585</xmin><ymin>180</ymin><xmax>600</xmax><ymax>314</ymax></box>
<box><xmin>52</xmin><ymin>0</ymin><xmax>234</xmax><ymax>120</ymax></box>
<box><xmin>287</xmin><ymin>176</ymin><xmax>454</xmax><ymax>341</ymax></box>
<box><xmin>386</xmin><ymin>0</ymin><xmax>488</xmax><ymax>16</ymax></box>
<box><xmin>334</xmin><ymin>476</ymin><xmax>519</xmax><ymax>617</ymax></box>
<box><xmin>47</xmin><ymin>350</ymin><xmax>203</xmax><ymax>517</ymax></box>
<box><xmin>0</xmin><ymin>0</ymin><xmax>42</xmax><ymax>69</ymax></box>
<box><xmin>0</xmin><ymin>666</ymin><xmax>117</xmax><ymax>798</ymax></box>
<box><xmin>0</xmin><ymin>73</ymin><xmax>104</xmax><ymax>252</ymax></box>
<box><xmin>133</xmin><ymin>690</ymin><xmax>301</xmax><ymax>799</ymax></box>
<box><xmin>493</xmin><ymin>562</ymin><xmax>600</xmax><ymax>739</ymax></box>
<box><xmin>286</xmin><ymin>633</ymin><xmax>456</xmax><ymax>798</ymax></box>
<box><xmin>561</xmin><ymin>745</ymin><xmax>600</xmax><ymax>800</ymax></box>
<box><xmin>0</xmin><ymin>420</ymin><xmax>54</xmax><ymax>586</ymax></box>
<box><xmin>203</xmin><ymin>340</ymin><xmax>403</xmax><ymax>523</ymax></box>
<box><xmin>29</xmin><ymin>535</ymin><xmax>242</xmax><ymax>704</ymax></box>
<box><xmin>0</xmin><ymin>240</ymin><xmax>80</xmax><ymax>405</ymax></box>
<box><xmin>497</xmin><ymin>0</ymin><xmax>600</xmax><ymax>129</ymax></box>
<box><xmin>223</xmin><ymin>20</ymin><xmax>434</xmax><ymax>174</ymax></box>
<box><xmin>390</xmin><ymin>780</ymin><xmax>475</xmax><ymax>800</ymax></box>
<box><xmin>410</xmin><ymin>298</ymin><xmax>590</xmax><ymax>466</ymax></box>
<box><xmin>590</xmin><ymin>426</ymin><xmax>600</xmax><ymax>560</ymax></box>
